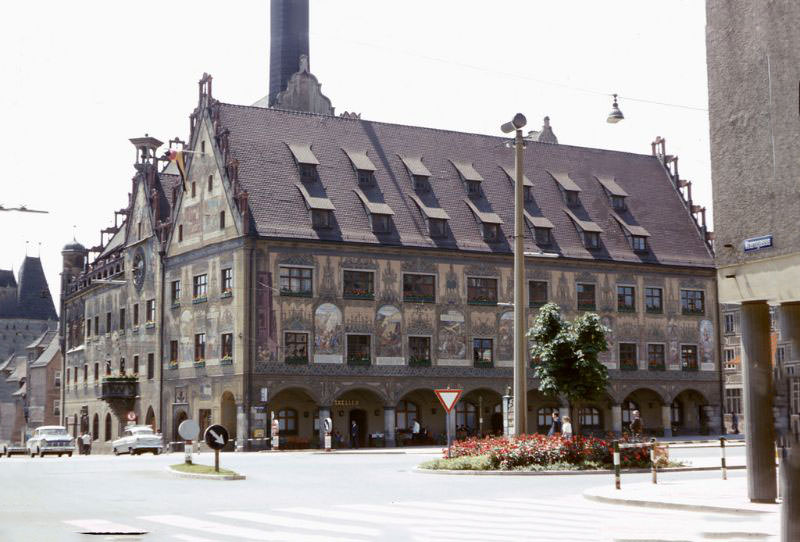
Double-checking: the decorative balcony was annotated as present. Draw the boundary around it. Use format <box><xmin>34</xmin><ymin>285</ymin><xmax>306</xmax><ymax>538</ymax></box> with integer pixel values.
<box><xmin>99</xmin><ymin>377</ymin><xmax>138</xmax><ymax>402</ymax></box>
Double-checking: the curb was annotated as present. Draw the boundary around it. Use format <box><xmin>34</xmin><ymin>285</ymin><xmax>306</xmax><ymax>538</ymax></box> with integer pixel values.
<box><xmin>166</xmin><ymin>465</ymin><xmax>246</xmax><ymax>481</ymax></box>
<box><xmin>582</xmin><ymin>490</ymin><xmax>771</xmax><ymax>516</ymax></box>
<box><xmin>412</xmin><ymin>464</ymin><xmax>746</xmax><ymax>476</ymax></box>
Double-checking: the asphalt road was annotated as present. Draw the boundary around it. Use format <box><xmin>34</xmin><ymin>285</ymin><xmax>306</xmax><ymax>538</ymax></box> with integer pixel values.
<box><xmin>0</xmin><ymin>445</ymin><xmax>749</xmax><ymax>542</ymax></box>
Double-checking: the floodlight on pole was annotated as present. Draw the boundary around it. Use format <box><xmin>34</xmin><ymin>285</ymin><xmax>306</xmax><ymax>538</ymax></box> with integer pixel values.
<box><xmin>607</xmin><ymin>94</ymin><xmax>624</xmax><ymax>124</ymax></box>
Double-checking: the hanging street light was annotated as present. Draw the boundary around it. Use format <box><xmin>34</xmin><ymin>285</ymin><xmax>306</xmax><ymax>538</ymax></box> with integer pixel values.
<box><xmin>607</xmin><ymin>93</ymin><xmax>624</xmax><ymax>123</ymax></box>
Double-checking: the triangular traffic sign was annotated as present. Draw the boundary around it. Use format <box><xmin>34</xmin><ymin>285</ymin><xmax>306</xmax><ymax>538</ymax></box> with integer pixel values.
<box><xmin>434</xmin><ymin>389</ymin><xmax>463</xmax><ymax>413</ymax></box>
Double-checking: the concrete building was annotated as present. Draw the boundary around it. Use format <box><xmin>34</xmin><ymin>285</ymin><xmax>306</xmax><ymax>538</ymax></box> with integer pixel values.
<box><xmin>0</xmin><ymin>256</ymin><xmax>58</xmax><ymax>443</ymax></box>
<box><xmin>706</xmin><ymin>1</ymin><xmax>800</xmax><ymax>506</ymax></box>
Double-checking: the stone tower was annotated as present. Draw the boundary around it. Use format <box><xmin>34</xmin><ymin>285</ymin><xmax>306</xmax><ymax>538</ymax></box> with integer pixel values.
<box><xmin>268</xmin><ymin>0</ymin><xmax>309</xmax><ymax>107</ymax></box>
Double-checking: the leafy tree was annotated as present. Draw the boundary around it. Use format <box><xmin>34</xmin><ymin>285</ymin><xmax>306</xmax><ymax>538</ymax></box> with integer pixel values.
<box><xmin>529</xmin><ymin>302</ymin><xmax>610</xmax><ymax>436</ymax></box>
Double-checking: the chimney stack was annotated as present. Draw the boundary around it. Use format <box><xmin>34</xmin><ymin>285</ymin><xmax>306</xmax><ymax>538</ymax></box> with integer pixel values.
<box><xmin>269</xmin><ymin>0</ymin><xmax>310</xmax><ymax>107</ymax></box>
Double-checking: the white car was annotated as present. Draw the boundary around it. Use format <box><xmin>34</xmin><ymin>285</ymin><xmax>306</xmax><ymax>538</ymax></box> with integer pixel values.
<box><xmin>112</xmin><ymin>425</ymin><xmax>164</xmax><ymax>456</ymax></box>
<box><xmin>26</xmin><ymin>426</ymin><xmax>75</xmax><ymax>457</ymax></box>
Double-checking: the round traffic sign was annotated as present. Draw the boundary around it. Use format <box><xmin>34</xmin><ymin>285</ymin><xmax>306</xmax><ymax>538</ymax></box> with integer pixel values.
<box><xmin>204</xmin><ymin>424</ymin><xmax>229</xmax><ymax>450</ymax></box>
<box><xmin>178</xmin><ymin>419</ymin><xmax>200</xmax><ymax>441</ymax></box>
<box><xmin>126</xmin><ymin>411</ymin><xmax>137</xmax><ymax>422</ymax></box>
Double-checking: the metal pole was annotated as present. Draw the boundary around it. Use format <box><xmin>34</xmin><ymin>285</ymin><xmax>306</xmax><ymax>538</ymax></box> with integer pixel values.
<box><xmin>613</xmin><ymin>440</ymin><xmax>621</xmax><ymax>489</ymax></box>
<box><xmin>650</xmin><ymin>438</ymin><xmax>657</xmax><ymax>484</ymax></box>
<box><xmin>512</xmin><ymin>126</ymin><xmax>527</xmax><ymax>437</ymax></box>
<box><xmin>720</xmin><ymin>436</ymin><xmax>727</xmax><ymax>480</ymax></box>
<box><xmin>185</xmin><ymin>440</ymin><xmax>192</xmax><ymax>465</ymax></box>
<box><xmin>214</xmin><ymin>449</ymin><xmax>219</xmax><ymax>473</ymax></box>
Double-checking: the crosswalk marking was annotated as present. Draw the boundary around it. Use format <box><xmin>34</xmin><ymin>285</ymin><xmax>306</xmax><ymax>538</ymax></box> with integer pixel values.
<box><xmin>63</xmin><ymin>519</ymin><xmax>145</xmax><ymax>534</ymax></box>
<box><xmin>211</xmin><ymin>511</ymin><xmax>380</xmax><ymax>537</ymax></box>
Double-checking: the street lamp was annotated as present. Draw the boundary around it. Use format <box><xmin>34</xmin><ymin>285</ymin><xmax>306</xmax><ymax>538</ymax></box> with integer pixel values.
<box><xmin>500</xmin><ymin>113</ymin><xmax>527</xmax><ymax>437</ymax></box>
<box><xmin>606</xmin><ymin>94</ymin><xmax>624</xmax><ymax>124</ymax></box>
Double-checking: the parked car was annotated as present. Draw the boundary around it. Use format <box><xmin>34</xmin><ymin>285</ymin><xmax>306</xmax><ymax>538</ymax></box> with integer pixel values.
<box><xmin>112</xmin><ymin>425</ymin><xmax>163</xmax><ymax>456</ymax></box>
<box><xmin>25</xmin><ymin>426</ymin><xmax>75</xmax><ymax>457</ymax></box>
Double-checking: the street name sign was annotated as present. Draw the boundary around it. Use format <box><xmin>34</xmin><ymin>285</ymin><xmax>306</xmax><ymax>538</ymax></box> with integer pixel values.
<box><xmin>204</xmin><ymin>424</ymin><xmax>229</xmax><ymax>450</ymax></box>
<box><xmin>434</xmin><ymin>389</ymin><xmax>463</xmax><ymax>413</ymax></box>
<box><xmin>743</xmin><ymin>234</ymin><xmax>773</xmax><ymax>252</ymax></box>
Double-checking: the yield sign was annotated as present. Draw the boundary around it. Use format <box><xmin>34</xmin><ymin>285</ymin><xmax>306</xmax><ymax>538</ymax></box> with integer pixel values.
<box><xmin>434</xmin><ymin>389</ymin><xmax>463</xmax><ymax>413</ymax></box>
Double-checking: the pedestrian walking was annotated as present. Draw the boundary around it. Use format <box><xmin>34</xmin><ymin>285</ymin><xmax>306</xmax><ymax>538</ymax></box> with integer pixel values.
<box><xmin>731</xmin><ymin>412</ymin><xmax>739</xmax><ymax>434</ymax></box>
<box><xmin>81</xmin><ymin>432</ymin><xmax>92</xmax><ymax>455</ymax></box>
<box><xmin>350</xmin><ymin>420</ymin><xmax>359</xmax><ymax>449</ymax></box>
<box><xmin>547</xmin><ymin>410</ymin><xmax>562</xmax><ymax>436</ymax></box>
<box><xmin>630</xmin><ymin>410</ymin><xmax>644</xmax><ymax>441</ymax></box>
<box><xmin>411</xmin><ymin>418</ymin><xmax>421</xmax><ymax>443</ymax></box>
<box><xmin>562</xmin><ymin>416</ymin><xmax>573</xmax><ymax>439</ymax></box>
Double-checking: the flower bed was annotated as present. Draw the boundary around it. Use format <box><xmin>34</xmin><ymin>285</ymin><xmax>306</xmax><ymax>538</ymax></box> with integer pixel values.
<box><xmin>430</xmin><ymin>434</ymin><xmax>661</xmax><ymax>471</ymax></box>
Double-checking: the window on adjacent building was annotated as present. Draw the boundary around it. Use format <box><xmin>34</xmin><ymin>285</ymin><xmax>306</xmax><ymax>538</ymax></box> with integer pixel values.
<box><xmin>147</xmin><ymin>353</ymin><xmax>154</xmax><ymax>379</ymax></box>
<box><xmin>119</xmin><ymin>307</ymin><xmax>126</xmax><ymax>329</ymax></box>
<box><xmin>409</xmin><ymin>336</ymin><xmax>431</xmax><ymax>364</ymax></box>
<box><xmin>193</xmin><ymin>274</ymin><xmax>208</xmax><ymax>299</ymax></box>
<box><xmin>137</xmin><ymin>222</ymin><xmax>142</xmax><ymax>240</ymax></box>
<box><xmin>207</xmin><ymin>175</ymin><xmax>213</xmax><ymax>192</ymax></box>
<box><xmin>724</xmin><ymin>313</ymin><xmax>735</xmax><ymax>334</ymax></box>
<box><xmin>221</xmin><ymin>333</ymin><xmax>233</xmax><ymax>360</ymax></box>
<box><xmin>219</xmin><ymin>210</ymin><xmax>225</xmax><ymax>230</ymax></box>
<box><xmin>106</xmin><ymin>312</ymin><xmax>112</xmax><ymax>333</ymax></box>
<box><xmin>86</xmin><ymin>318</ymin><xmax>91</xmax><ymax>337</ymax></box>
<box><xmin>171</xmin><ymin>280</ymin><xmax>181</xmax><ymax>304</ymax></box>
<box><xmin>681</xmin><ymin>290</ymin><xmax>705</xmax><ymax>315</ymax></box>
<box><xmin>529</xmin><ymin>281</ymin><xmax>548</xmax><ymax>308</ymax></box>
<box><xmin>53</xmin><ymin>400</ymin><xmax>60</xmax><ymax>416</ymax></box>
<box><xmin>577</xmin><ymin>283</ymin><xmax>596</xmax><ymax>311</ymax></box>
<box><xmin>194</xmin><ymin>333</ymin><xmax>206</xmax><ymax>362</ymax></box>
<box><xmin>221</xmin><ymin>268</ymin><xmax>232</xmax><ymax>294</ymax></box>
<box><xmin>403</xmin><ymin>274</ymin><xmax>435</xmax><ymax>303</ymax></box>
<box><xmin>467</xmin><ymin>277</ymin><xmax>498</xmax><ymax>305</ymax></box>
<box><xmin>429</xmin><ymin>218</ymin><xmax>447</xmax><ymax>238</ymax></box>
<box><xmin>191</xmin><ymin>181</ymin><xmax>197</xmax><ymax>198</ymax></box>
<box><xmin>473</xmin><ymin>338</ymin><xmax>493</xmax><ymax>366</ymax></box>
<box><xmin>725</xmin><ymin>388</ymin><xmax>742</xmax><ymax>414</ymax></box>
<box><xmin>54</xmin><ymin>370</ymin><xmax>61</xmax><ymax>388</ymax></box>
<box><xmin>83</xmin><ymin>364</ymin><xmax>88</xmax><ymax>381</ymax></box>
<box><xmin>285</xmin><ymin>332</ymin><xmax>308</xmax><ymax>362</ymax></box>
<box><xmin>94</xmin><ymin>363</ymin><xmax>99</xmax><ymax>381</ymax></box>
<box><xmin>343</xmin><ymin>270</ymin><xmax>374</xmax><ymax>299</ymax></box>
<box><xmin>724</xmin><ymin>348</ymin><xmax>736</xmax><ymax>369</ymax></box>
<box><xmin>681</xmin><ymin>344</ymin><xmax>698</xmax><ymax>371</ymax></box>
<box><xmin>619</xmin><ymin>343</ymin><xmax>637</xmax><ymax>370</ymax></box>
<box><xmin>347</xmin><ymin>335</ymin><xmax>371</xmax><ymax>365</ymax></box>
<box><xmin>146</xmin><ymin>299</ymin><xmax>156</xmax><ymax>323</ymax></box>
<box><xmin>648</xmin><ymin>344</ymin><xmax>665</xmax><ymax>371</ymax></box>
<box><xmin>632</xmin><ymin>236</ymin><xmax>647</xmax><ymax>252</ymax></box>
<box><xmin>178</xmin><ymin>224</ymin><xmax>183</xmax><ymax>242</ymax></box>
<box><xmin>133</xmin><ymin>355</ymin><xmax>139</xmax><ymax>375</ymax></box>
<box><xmin>372</xmin><ymin>214</ymin><xmax>390</xmax><ymax>233</ymax></box>
<box><xmin>170</xmin><ymin>340</ymin><xmax>178</xmax><ymax>363</ymax></box>
<box><xmin>534</xmin><ymin>227</ymin><xmax>552</xmax><ymax>246</ymax></box>
<box><xmin>311</xmin><ymin>209</ymin><xmax>331</xmax><ymax>229</ymax></box>
<box><xmin>277</xmin><ymin>408</ymin><xmax>298</xmax><ymax>435</ymax></box>
<box><xmin>645</xmin><ymin>288</ymin><xmax>663</xmax><ymax>314</ymax></box>
<box><xmin>94</xmin><ymin>316</ymin><xmax>99</xmax><ymax>335</ymax></box>
<box><xmin>584</xmin><ymin>231</ymin><xmax>600</xmax><ymax>249</ymax></box>
<box><xmin>777</xmin><ymin>346</ymin><xmax>786</xmax><ymax>364</ymax></box>
<box><xmin>279</xmin><ymin>267</ymin><xmax>312</xmax><ymax>296</ymax></box>
<box><xmin>133</xmin><ymin>304</ymin><xmax>139</xmax><ymax>327</ymax></box>
<box><xmin>617</xmin><ymin>285</ymin><xmax>635</xmax><ymax>312</ymax></box>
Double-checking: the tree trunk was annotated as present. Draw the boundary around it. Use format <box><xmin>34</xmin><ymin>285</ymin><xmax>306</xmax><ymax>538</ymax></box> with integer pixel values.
<box><xmin>569</xmin><ymin>400</ymin><xmax>580</xmax><ymax>437</ymax></box>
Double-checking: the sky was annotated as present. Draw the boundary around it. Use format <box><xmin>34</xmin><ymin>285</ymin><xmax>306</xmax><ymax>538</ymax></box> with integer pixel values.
<box><xmin>0</xmin><ymin>0</ymin><xmax>711</xmax><ymax>313</ymax></box>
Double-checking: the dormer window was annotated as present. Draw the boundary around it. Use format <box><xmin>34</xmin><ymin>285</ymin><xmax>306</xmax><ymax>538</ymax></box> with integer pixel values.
<box><xmin>467</xmin><ymin>180</ymin><xmax>481</xmax><ymax>196</ymax></box>
<box><xmin>288</xmin><ymin>143</ymin><xmax>321</xmax><ymax>183</ymax></box>
<box><xmin>565</xmin><ymin>190</ymin><xmax>580</xmax><ymax>206</ymax></box>
<box><xmin>372</xmin><ymin>214</ymin><xmax>390</xmax><ymax>233</ymax></box>
<box><xmin>524</xmin><ymin>186</ymin><xmax>533</xmax><ymax>202</ymax></box>
<box><xmin>465</xmin><ymin>199</ymin><xmax>503</xmax><ymax>244</ymax></box>
<box><xmin>429</xmin><ymin>218</ymin><xmax>447</xmax><ymax>237</ymax></box>
<box><xmin>584</xmin><ymin>231</ymin><xmax>600</xmax><ymax>249</ymax></box>
<box><xmin>548</xmin><ymin>171</ymin><xmax>583</xmax><ymax>207</ymax></box>
<box><xmin>300</xmin><ymin>163</ymin><xmax>317</xmax><ymax>182</ymax></box>
<box><xmin>611</xmin><ymin>195</ymin><xmax>626</xmax><ymax>211</ymax></box>
<box><xmin>501</xmin><ymin>165</ymin><xmax>534</xmax><ymax>203</ymax></box>
<box><xmin>344</xmin><ymin>149</ymin><xmax>377</xmax><ymax>187</ymax></box>
<box><xmin>413</xmin><ymin>175</ymin><xmax>429</xmax><ymax>193</ymax></box>
<box><xmin>483</xmin><ymin>223</ymin><xmax>500</xmax><ymax>242</ymax></box>
<box><xmin>451</xmin><ymin>160</ymin><xmax>484</xmax><ymax>197</ymax></box>
<box><xmin>312</xmin><ymin>209</ymin><xmax>331</xmax><ymax>229</ymax></box>
<box><xmin>410</xmin><ymin>194</ymin><xmax>450</xmax><ymax>239</ymax></box>
<box><xmin>534</xmin><ymin>227</ymin><xmax>551</xmax><ymax>246</ymax></box>
<box><xmin>632</xmin><ymin>235</ymin><xmax>647</xmax><ymax>252</ymax></box>
<box><xmin>358</xmin><ymin>170</ymin><xmax>374</xmax><ymax>185</ymax></box>
<box><xmin>596</xmin><ymin>176</ymin><xmax>629</xmax><ymax>211</ymax></box>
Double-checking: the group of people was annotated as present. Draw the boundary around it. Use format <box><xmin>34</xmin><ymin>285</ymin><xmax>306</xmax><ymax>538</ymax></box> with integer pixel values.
<box><xmin>546</xmin><ymin>409</ymin><xmax>645</xmax><ymax>440</ymax></box>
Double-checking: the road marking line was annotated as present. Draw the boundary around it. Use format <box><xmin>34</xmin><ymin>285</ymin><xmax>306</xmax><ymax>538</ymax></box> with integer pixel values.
<box><xmin>211</xmin><ymin>511</ymin><xmax>380</xmax><ymax>537</ymax></box>
<box><xmin>139</xmin><ymin>515</ymin><xmax>362</xmax><ymax>542</ymax></box>
<box><xmin>63</xmin><ymin>519</ymin><xmax>146</xmax><ymax>534</ymax></box>
<box><xmin>173</xmin><ymin>535</ymin><xmax>221</xmax><ymax>542</ymax></box>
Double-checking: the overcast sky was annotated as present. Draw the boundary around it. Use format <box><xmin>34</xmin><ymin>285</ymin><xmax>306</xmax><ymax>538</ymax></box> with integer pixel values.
<box><xmin>0</xmin><ymin>0</ymin><xmax>710</xmax><ymax>312</ymax></box>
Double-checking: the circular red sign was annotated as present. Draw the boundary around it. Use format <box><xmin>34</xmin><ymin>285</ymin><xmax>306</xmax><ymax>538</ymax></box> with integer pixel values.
<box><xmin>126</xmin><ymin>411</ymin><xmax>137</xmax><ymax>421</ymax></box>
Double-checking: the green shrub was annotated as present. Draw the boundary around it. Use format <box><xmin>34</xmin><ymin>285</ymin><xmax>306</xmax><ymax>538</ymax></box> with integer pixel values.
<box><xmin>419</xmin><ymin>455</ymin><xmax>493</xmax><ymax>471</ymax></box>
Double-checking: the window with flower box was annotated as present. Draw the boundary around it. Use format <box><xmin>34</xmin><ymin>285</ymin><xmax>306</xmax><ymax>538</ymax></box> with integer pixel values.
<box><xmin>467</xmin><ymin>277</ymin><xmax>497</xmax><ymax>305</ymax></box>
<box><xmin>280</xmin><ymin>267</ymin><xmax>312</xmax><ymax>297</ymax></box>
<box><xmin>473</xmin><ymin>338</ymin><xmax>493</xmax><ymax>367</ymax></box>
<box><xmin>408</xmin><ymin>336</ymin><xmax>431</xmax><ymax>366</ymax></box>
<box><xmin>681</xmin><ymin>289</ymin><xmax>705</xmax><ymax>315</ymax></box>
<box><xmin>403</xmin><ymin>273</ymin><xmax>435</xmax><ymax>303</ymax></box>
<box><xmin>647</xmin><ymin>344</ymin><xmax>665</xmax><ymax>371</ymax></box>
<box><xmin>681</xmin><ymin>344</ymin><xmax>698</xmax><ymax>371</ymax></box>
<box><xmin>347</xmin><ymin>335</ymin><xmax>371</xmax><ymax>365</ymax></box>
<box><xmin>576</xmin><ymin>283</ymin><xmax>596</xmax><ymax>311</ymax></box>
<box><xmin>193</xmin><ymin>274</ymin><xmax>208</xmax><ymax>302</ymax></box>
<box><xmin>619</xmin><ymin>343</ymin><xmax>637</xmax><ymax>371</ymax></box>
<box><xmin>617</xmin><ymin>285</ymin><xmax>635</xmax><ymax>313</ymax></box>
<box><xmin>221</xmin><ymin>268</ymin><xmax>233</xmax><ymax>296</ymax></box>
<box><xmin>343</xmin><ymin>270</ymin><xmax>374</xmax><ymax>300</ymax></box>
<box><xmin>284</xmin><ymin>332</ymin><xmax>308</xmax><ymax>364</ymax></box>
<box><xmin>645</xmin><ymin>287</ymin><xmax>663</xmax><ymax>314</ymax></box>
<box><xmin>221</xmin><ymin>333</ymin><xmax>233</xmax><ymax>364</ymax></box>
<box><xmin>194</xmin><ymin>333</ymin><xmax>206</xmax><ymax>364</ymax></box>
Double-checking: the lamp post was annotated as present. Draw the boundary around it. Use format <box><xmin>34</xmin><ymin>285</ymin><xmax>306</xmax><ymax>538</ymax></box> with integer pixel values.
<box><xmin>501</xmin><ymin>113</ymin><xmax>528</xmax><ymax>437</ymax></box>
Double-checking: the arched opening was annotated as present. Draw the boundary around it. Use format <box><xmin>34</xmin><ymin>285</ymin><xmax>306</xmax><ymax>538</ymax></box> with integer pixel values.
<box><xmin>104</xmin><ymin>413</ymin><xmax>113</xmax><ymax>441</ymax></box>
<box><xmin>622</xmin><ymin>388</ymin><xmax>666</xmax><ymax>435</ymax></box>
<box><xmin>268</xmin><ymin>387</ymin><xmax>318</xmax><ymax>449</ymax></box>
<box><xmin>220</xmin><ymin>391</ymin><xmax>237</xmax><ymax>450</ymax></box>
<box><xmin>527</xmin><ymin>389</ymin><xmax>560</xmax><ymax>434</ymax></box>
<box><xmin>145</xmin><ymin>406</ymin><xmax>156</xmax><ymax>432</ymax></box>
<box><xmin>395</xmin><ymin>389</ymin><xmax>441</xmax><ymax>446</ymax></box>
<box><xmin>672</xmin><ymin>389</ymin><xmax>710</xmax><ymax>435</ymax></box>
<box><xmin>459</xmin><ymin>388</ymin><xmax>503</xmax><ymax>438</ymax></box>
<box><xmin>173</xmin><ymin>410</ymin><xmax>188</xmax><ymax>443</ymax></box>
<box><xmin>333</xmin><ymin>388</ymin><xmax>385</xmax><ymax>448</ymax></box>
<box><xmin>92</xmin><ymin>414</ymin><xmax>99</xmax><ymax>440</ymax></box>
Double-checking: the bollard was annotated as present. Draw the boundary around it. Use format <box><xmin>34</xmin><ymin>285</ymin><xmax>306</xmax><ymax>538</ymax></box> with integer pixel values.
<box><xmin>720</xmin><ymin>436</ymin><xmax>727</xmax><ymax>480</ymax></box>
<box><xmin>613</xmin><ymin>440</ymin><xmax>621</xmax><ymax>490</ymax></box>
<box><xmin>650</xmin><ymin>438</ymin><xmax>658</xmax><ymax>484</ymax></box>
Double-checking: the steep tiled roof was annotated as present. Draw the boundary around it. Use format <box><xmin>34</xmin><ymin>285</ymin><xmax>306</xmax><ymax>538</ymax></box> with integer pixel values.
<box><xmin>15</xmin><ymin>257</ymin><xmax>57</xmax><ymax>321</ymax></box>
<box><xmin>30</xmin><ymin>333</ymin><xmax>59</xmax><ymax>368</ymax></box>
<box><xmin>217</xmin><ymin>104</ymin><xmax>713</xmax><ymax>268</ymax></box>
<box><xmin>0</xmin><ymin>270</ymin><xmax>16</xmax><ymax>288</ymax></box>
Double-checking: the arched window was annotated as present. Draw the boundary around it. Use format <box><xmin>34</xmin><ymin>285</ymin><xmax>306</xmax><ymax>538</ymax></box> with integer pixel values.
<box><xmin>456</xmin><ymin>402</ymin><xmax>477</xmax><ymax>430</ymax></box>
<box><xmin>277</xmin><ymin>408</ymin><xmax>298</xmax><ymax>435</ymax></box>
<box><xmin>395</xmin><ymin>400</ymin><xmax>418</xmax><ymax>431</ymax></box>
<box><xmin>92</xmin><ymin>414</ymin><xmax>99</xmax><ymax>440</ymax></box>
<box><xmin>621</xmin><ymin>400</ymin><xmax>639</xmax><ymax>425</ymax></box>
<box><xmin>537</xmin><ymin>407</ymin><xmax>556</xmax><ymax>433</ymax></box>
<box><xmin>579</xmin><ymin>407</ymin><xmax>602</xmax><ymax>429</ymax></box>
<box><xmin>104</xmin><ymin>413</ymin><xmax>112</xmax><ymax>441</ymax></box>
